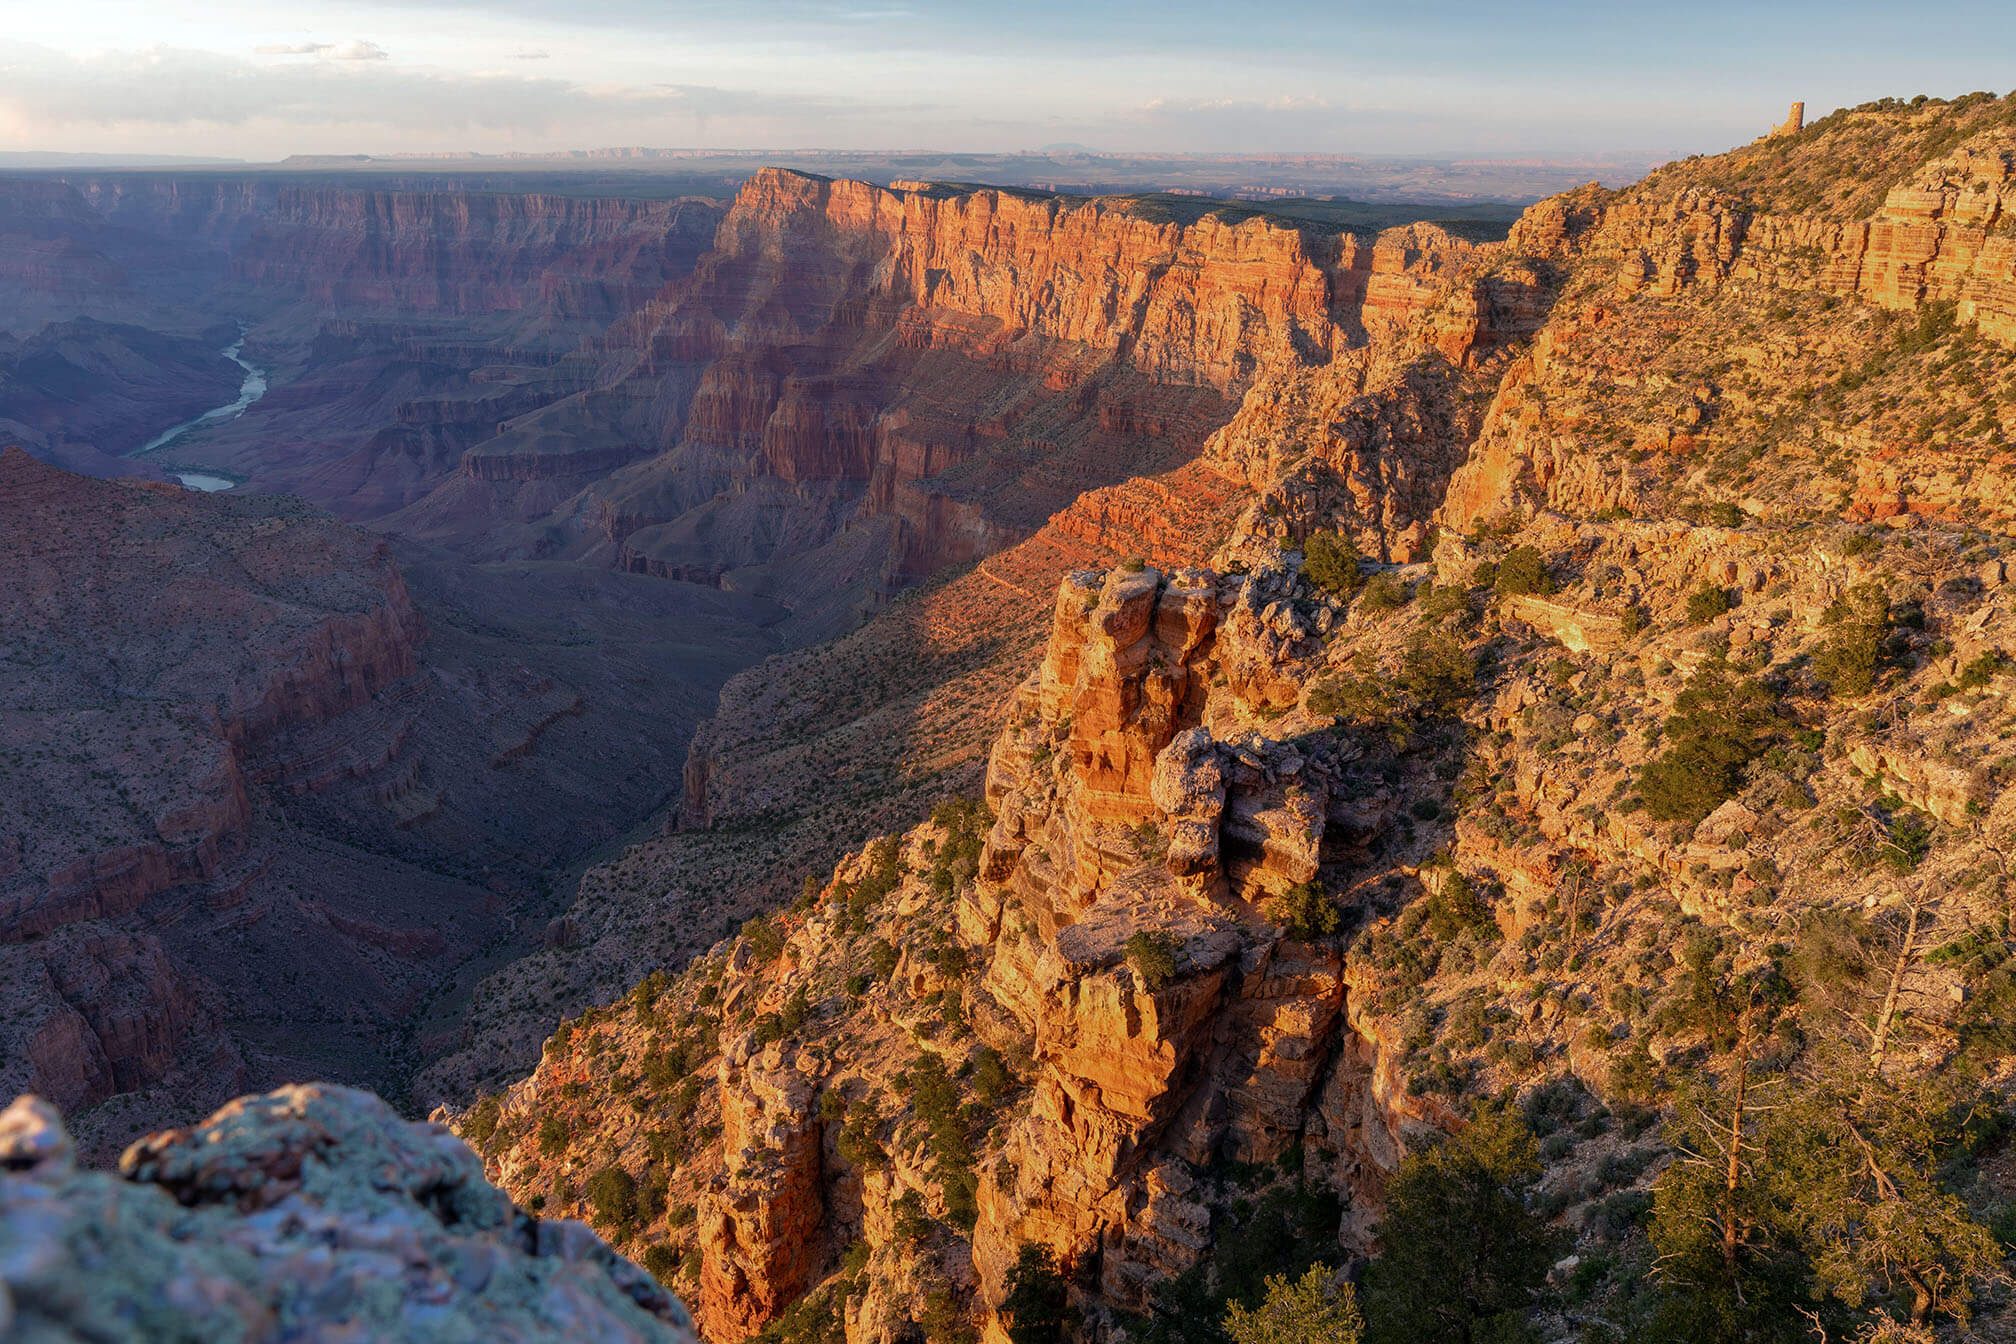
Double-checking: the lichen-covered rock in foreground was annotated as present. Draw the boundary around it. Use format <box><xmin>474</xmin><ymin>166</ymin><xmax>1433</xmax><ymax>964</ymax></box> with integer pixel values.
<box><xmin>0</xmin><ymin>1084</ymin><xmax>697</xmax><ymax>1344</ymax></box>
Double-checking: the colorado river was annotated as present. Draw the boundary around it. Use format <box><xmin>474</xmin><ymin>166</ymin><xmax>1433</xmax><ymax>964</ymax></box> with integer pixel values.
<box><xmin>134</xmin><ymin>328</ymin><xmax>269</xmax><ymax>491</ymax></box>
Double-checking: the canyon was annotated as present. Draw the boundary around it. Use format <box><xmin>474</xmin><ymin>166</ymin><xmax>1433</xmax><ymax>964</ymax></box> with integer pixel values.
<box><xmin>0</xmin><ymin>157</ymin><xmax>1528</xmax><ymax>1153</ymax></box>
<box><xmin>9</xmin><ymin>89</ymin><xmax>2016</xmax><ymax>1344</ymax></box>
<box><xmin>443</xmin><ymin>93</ymin><xmax>2016</xmax><ymax>1344</ymax></box>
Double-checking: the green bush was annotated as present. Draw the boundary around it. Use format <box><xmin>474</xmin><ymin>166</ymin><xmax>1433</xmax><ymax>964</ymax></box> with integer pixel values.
<box><xmin>586</xmin><ymin>1165</ymin><xmax>639</xmax><ymax>1237</ymax></box>
<box><xmin>1419</xmin><ymin>582</ymin><xmax>1472</xmax><ymax>623</ymax></box>
<box><xmin>1360</xmin><ymin>573</ymin><xmax>1408</xmax><ymax>613</ymax></box>
<box><xmin>1269</xmin><ymin>882</ymin><xmax>1342</xmax><ymax>940</ymax></box>
<box><xmin>1304</xmin><ymin>530</ymin><xmax>1364</xmax><ymax>594</ymax></box>
<box><xmin>1493</xmin><ymin>546</ymin><xmax>1554</xmax><ymax>597</ymax></box>
<box><xmin>837</xmin><ymin>1099</ymin><xmax>884</xmax><ymax>1168</ymax></box>
<box><xmin>1958</xmin><ymin>651</ymin><xmax>2009</xmax><ymax>689</ymax></box>
<box><xmin>927</xmin><ymin>797</ymin><xmax>990</xmax><ymax>895</ymax></box>
<box><xmin>536</xmin><ymin>1113</ymin><xmax>569</xmax><ymax>1157</ymax></box>
<box><xmin>741</xmin><ymin>914</ymin><xmax>785</xmax><ymax>964</ymax></box>
<box><xmin>1399</xmin><ymin>633</ymin><xmax>1477</xmax><ymax>712</ymax></box>
<box><xmin>1814</xmin><ymin>583</ymin><xmax>1892</xmax><ymax>696</ymax></box>
<box><xmin>1308</xmin><ymin>669</ymin><xmax>1397</xmax><ymax>726</ymax></box>
<box><xmin>1639</xmin><ymin>669</ymin><xmax>1779</xmax><ymax>824</ymax></box>
<box><xmin>640</xmin><ymin>1243</ymin><xmax>679</xmax><ymax>1287</ymax></box>
<box><xmin>1361</xmin><ymin>1105</ymin><xmax>1561</xmax><ymax>1344</ymax></box>
<box><xmin>891</xmin><ymin>1189</ymin><xmax>931</xmax><ymax>1245</ymax></box>
<box><xmin>1424</xmin><ymin>871</ymin><xmax>1498</xmax><ymax>941</ymax></box>
<box><xmin>1685</xmin><ymin>585</ymin><xmax>1733</xmax><ymax>623</ymax></box>
<box><xmin>1001</xmin><ymin>1244</ymin><xmax>1078</xmax><ymax>1344</ymax></box>
<box><xmin>971</xmin><ymin>1046</ymin><xmax>1013</xmax><ymax>1105</ymax></box>
<box><xmin>461</xmin><ymin>1095</ymin><xmax>501</xmax><ymax>1150</ymax></box>
<box><xmin>1126</xmin><ymin>930</ymin><xmax>1181</xmax><ymax>991</ymax></box>
<box><xmin>1224</xmin><ymin>1265</ymin><xmax>1363</xmax><ymax>1344</ymax></box>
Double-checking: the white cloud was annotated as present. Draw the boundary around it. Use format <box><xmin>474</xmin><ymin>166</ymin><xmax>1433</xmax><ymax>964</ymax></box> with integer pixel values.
<box><xmin>511</xmin><ymin>49</ymin><xmax>551</xmax><ymax>60</ymax></box>
<box><xmin>253</xmin><ymin>39</ymin><xmax>389</xmax><ymax>61</ymax></box>
<box><xmin>0</xmin><ymin>40</ymin><xmax>926</xmax><ymax>152</ymax></box>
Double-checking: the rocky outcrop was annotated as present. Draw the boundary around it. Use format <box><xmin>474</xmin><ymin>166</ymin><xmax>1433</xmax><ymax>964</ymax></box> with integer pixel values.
<box><xmin>0</xmin><ymin>1085</ymin><xmax>697</xmax><ymax>1343</ymax></box>
<box><xmin>699</xmin><ymin>1037</ymin><xmax>827</xmax><ymax>1338</ymax></box>
<box><xmin>1578</xmin><ymin>126</ymin><xmax>2016</xmax><ymax>343</ymax></box>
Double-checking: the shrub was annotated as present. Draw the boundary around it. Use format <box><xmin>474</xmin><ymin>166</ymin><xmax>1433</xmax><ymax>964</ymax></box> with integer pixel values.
<box><xmin>1814</xmin><ymin>616</ymin><xmax>1886</xmax><ymax>701</ymax></box>
<box><xmin>1419</xmin><ymin>582</ymin><xmax>1471</xmax><ymax>623</ymax></box>
<box><xmin>1360</xmin><ymin>572</ymin><xmax>1408</xmax><ymax>613</ymax></box>
<box><xmin>536</xmin><ymin>1113</ymin><xmax>570</xmax><ymax>1157</ymax></box>
<box><xmin>1269</xmin><ymin>882</ymin><xmax>1342</xmax><ymax>940</ymax></box>
<box><xmin>1424</xmin><ymin>871</ymin><xmax>1498</xmax><ymax>941</ymax></box>
<box><xmin>640</xmin><ymin>1243</ymin><xmax>679</xmax><ymax>1287</ymax></box>
<box><xmin>1360</xmin><ymin>1105</ymin><xmax>1561</xmax><ymax>1344</ymax></box>
<box><xmin>1685</xmin><ymin>584</ymin><xmax>1734</xmax><ymax>623</ymax></box>
<box><xmin>1639</xmin><ymin>668</ymin><xmax>1779</xmax><ymax>824</ymax></box>
<box><xmin>741</xmin><ymin>914</ymin><xmax>785</xmax><ymax>964</ymax></box>
<box><xmin>1304</xmin><ymin>530</ymin><xmax>1364</xmax><ymax>594</ymax></box>
<box><xmin>461</xmin><ymin>1095</ymin><xmax>501</xmax><ymax>1150</ymax></box>
<box><xmin>891</xmin><ymin>1189</ymin><xmax>932</xmax><ymax>1245</ymax></box>
<box><xmin>1224</xmin><ymin>1265</ymin><xmax>1363</xmax><ymax>1344</ymax></box>
<box><xmin>1959</xmin><ymin>651</ymin><xmax>2009</xmax><ymax>689</ymax></box>
<box><xmin>837</xmin><ymin>1100</ymin><xmax>884</xmax><ymax>1168</ymax></box>
<box><xmin>586</xmin><ymin>1165</ymin><xmax>639</xmax><ymax>1237</ymax></box>
<box><xmin>1308</xmin><ymin>670</ymin><xmax>1396</xmax><ymax>726</ymax></box>
<box><xmin>1399</xmin><ymin>633</ymin><xmax>1477</xmax><ymax>712</ymax></box>
<box><xmin>1884</xmin><ymin>811</ymin><xmax>1934</xmax><ymax>873</ymax></box>
<box><xmin>971</xmin><ymin>1046</ymin><xmax>1013</xmax><ymax>1105</ymax></box>
<box><xmin>926</xmin><ymin>797</ymin><xmax>989</xmax><ymax>895</ymax></box>
<box><xmin>1493</xmin><ymin>545</ymin><xmax>1554</xmax><ymax>597</ymax></box>
<box><xmin>1001</xmin><ymin>1244</ymin><xmax>1077</xmax><ymax>1344</ymax></box>
<box><xmin>1126</xmin><ymin>930</ymin><xmax>1181</xmax><ymax>991</ymax></box>
<box><xmin>1814</xmin><ymin>584</ymin><xmax>1891</xmax><ymax>695</ymax></box>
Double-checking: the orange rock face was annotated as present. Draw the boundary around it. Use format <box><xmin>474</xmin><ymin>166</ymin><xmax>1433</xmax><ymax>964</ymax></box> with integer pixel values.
<box><xmin>433</xmin><ymin>170</ymin><xmax>1502</xmax><ymax>634</ymax></box>
<box><xmin>699</xmin><ymin>1037</ymin><xmax>827</xmax><ymax>1338</ymax></box>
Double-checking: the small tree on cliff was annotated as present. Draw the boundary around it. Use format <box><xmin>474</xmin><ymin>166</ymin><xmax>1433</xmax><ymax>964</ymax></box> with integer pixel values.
<box><xmin>1361</xmin><ymin>1104</ymin><xmax>1561</xmax><ymax>1344</ymax></box>
<box><xmin>1304</xmin><ymin>530</ymin><xmax>1364</xmax><ymax>595</ymax></box>
<box><xmin>1224</xmin><ymin>1265</ymin><xmax>1363</xmax><ymax>1344</ymax></box>
<box><xmin>1001</xmin><ymin>1244</ymin><xmax>1077</xmax><ymax>1344</ymax></box>
<box><xmin>1637</xmin><ymin>667</ymin><xmax>1780</xmax><ymax>825</ymax></box>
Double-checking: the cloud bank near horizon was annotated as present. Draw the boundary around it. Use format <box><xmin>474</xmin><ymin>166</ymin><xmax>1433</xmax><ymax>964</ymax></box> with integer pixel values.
<box><xmin>3</xmin><ymin>0</ymin><xmax>2012</xmax><ymax>160</ymax></box>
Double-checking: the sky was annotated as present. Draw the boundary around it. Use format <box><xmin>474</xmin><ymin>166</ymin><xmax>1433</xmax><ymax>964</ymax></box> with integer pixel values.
<box><xmin>2</xmin><ymin>0</ymin><xmax>2013</xmax><ymax>161</ymax></box>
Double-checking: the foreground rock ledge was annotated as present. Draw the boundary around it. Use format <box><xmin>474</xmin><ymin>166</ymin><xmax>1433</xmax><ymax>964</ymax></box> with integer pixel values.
<box><xmin>0</xmin><ymin>1084</ymin><xmax>697</xmax><ymax>1343</ymax></box>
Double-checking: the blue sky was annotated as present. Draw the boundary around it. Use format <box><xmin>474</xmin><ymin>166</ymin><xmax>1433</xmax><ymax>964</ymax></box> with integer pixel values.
<box><xmin>2</xmin><ymin>0</ymin><xmax>2011</xmax><ymax>160</ymax></box>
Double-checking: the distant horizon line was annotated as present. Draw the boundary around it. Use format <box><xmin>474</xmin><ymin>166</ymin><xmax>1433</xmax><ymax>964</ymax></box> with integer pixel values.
<box><xmin>0</xmin><ymin>145</ymin><xmax>1678</xmax><ymax>167</ymax></box>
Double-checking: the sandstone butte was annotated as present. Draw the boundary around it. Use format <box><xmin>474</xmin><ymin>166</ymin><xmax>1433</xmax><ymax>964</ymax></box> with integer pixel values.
<box><xmin>9</xmin><ymin>92</ymin><xmax>2016</xmax><ymax>1344</ymax></box>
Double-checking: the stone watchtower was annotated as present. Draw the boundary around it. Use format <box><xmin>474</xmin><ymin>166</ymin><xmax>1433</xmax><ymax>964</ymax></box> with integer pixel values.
<box><xmin>1770</xmin><ymin>101</ymin><xmax>1805</xmax><ymax>138</ymax></box>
